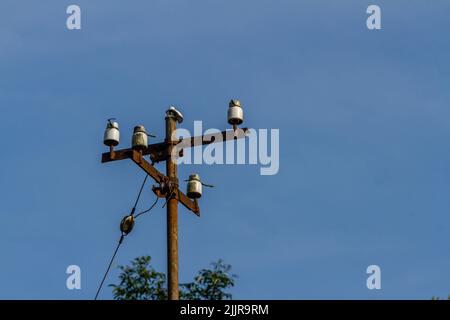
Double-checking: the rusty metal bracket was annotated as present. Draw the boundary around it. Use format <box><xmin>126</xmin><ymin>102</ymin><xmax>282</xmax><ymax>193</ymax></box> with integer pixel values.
<box><xmin>102</xmin><ymin>142</ymin><xmax>168</xmax><ymax>164</ymax></box>
<box><xmin>152</xmin><ymin>183</ymin><xmax>200</xmax><ymax>216</ymax></box>
<box><xmin>150</xmin><ymin>172</ymin><xmax>200</xmax><ymax>216</ymax></box>
<box><xmin>101</xmin><ymin>127</ymin><xmax>248</xmax><ymax>218</ymax></box>
<box><xmin>152</xmin><ymin>185</ymin><xmax>167</xmax><ymax>198</ymax></box>
<box><xmin>176</xmin><ymin>189</ymin><xmax>200</xmax><ymax>216</ymax></box>
<box><xmin>130</xmin><ymin>150</ymin><xmax>167</xmax><ymax>185</ymax></box>
<box><xmin>101</xmin><ymin>128</ymin><xmax>248</xmax><ymax>164</ymax></box>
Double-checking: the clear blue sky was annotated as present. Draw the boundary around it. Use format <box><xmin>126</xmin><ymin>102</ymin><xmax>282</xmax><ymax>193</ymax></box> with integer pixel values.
<box><xmin>0</xmin><ymin>0</ymin><xmax>449</xmax><ymax>299</ymax></box>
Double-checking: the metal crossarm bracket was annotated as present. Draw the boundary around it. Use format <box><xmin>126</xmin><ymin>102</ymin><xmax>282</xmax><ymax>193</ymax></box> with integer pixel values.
<box><xmin>127</xmin><ymin>150</ymin><xmax>199</xmax><ymax>216</ymax></box>
<box><xmin>101</xmin><ymin>128</ymin><xmax>249</xmax><ymax>164</ymax></box>
<box><xmin>101</xmin><ymin>129</ymin><xmax>248</xmax><ymax>216</ymax></box>
<box><xmin>176</xmin><ymin>189</ymin><xmax>200</xmax><ymax>216</ymax></box>
<box><xmin>130</xmin><ymin>150</ymin><xmax>167</xmax><ymax>184</ymax></box>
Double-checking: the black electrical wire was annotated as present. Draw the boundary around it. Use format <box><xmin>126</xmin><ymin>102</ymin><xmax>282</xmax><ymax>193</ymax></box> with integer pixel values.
<box><xmin>94</xmin><ymin>235</ymin><xmax>124</xmax><ymax>300</ymax></box>
<box><xmin>135</xmin><ymin>197</ymin><xmax>159</xmax><ymax>219</ymax></box>
<box><xmin>94</xmin><ymin>174</ymin><xmax>158</xmax><ymax>300</ymax></box>
<box><xmin>132</xmin><ymin>174</ymin><xmax>149</xmax><ymax>210</ymax></box>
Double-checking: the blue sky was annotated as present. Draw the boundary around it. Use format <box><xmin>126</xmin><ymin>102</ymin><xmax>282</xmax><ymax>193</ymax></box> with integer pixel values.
<box><xmin>0</xmin><ymin>0</ymin><xmax>449</xmax><ymax>299</ymax></box>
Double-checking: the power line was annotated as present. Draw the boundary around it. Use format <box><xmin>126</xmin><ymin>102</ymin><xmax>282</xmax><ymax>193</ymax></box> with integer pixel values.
<box><xmin>94</xmin><ymin>235</ymin><xmax>124</xmax><ymax>300</ymax></box>
<box><xmin>130</xmin><ymin>174</ymin><xmax>149</xmax><ymax>215</ymax></box>
<box><xmin>94</xmin><ymin>174</ymin><xmax>156</xmax><ymax>300</ymax></box>
<box><xmin>135</xmin><ymin>197</ymin><xmax>159</xmax><ymax>219</ymax></box>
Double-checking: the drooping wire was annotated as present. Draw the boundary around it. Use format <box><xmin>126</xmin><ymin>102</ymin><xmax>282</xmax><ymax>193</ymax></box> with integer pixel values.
<box><xmin>132</xmin><ymin>174</ymin><xmax>149</xmax><ymax>212</ymax></box>
<box><xmin>135</xmin><ymin>197</ymin><xmax>159</xmax><ymax>219</ymax></box>
<box><xmin>94</xmin><ymin>235</ymin><xmax>124</xmax><ymax>300</ymax></box>
<box><xmin>94</xmin><ymin>174</ymin><xmax>157</xmax><ymax>300</ymax></box>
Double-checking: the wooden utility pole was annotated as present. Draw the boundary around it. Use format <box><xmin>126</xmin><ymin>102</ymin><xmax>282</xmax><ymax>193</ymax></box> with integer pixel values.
<box><xmin>101</xmin><ymin>105</ymin><xmax>248</xmax><ymax>300</ymax></box>
<box><xmin>165</xmin><ymin>111</ymin><xmax>179</xmax><ymax>299</ymax></box>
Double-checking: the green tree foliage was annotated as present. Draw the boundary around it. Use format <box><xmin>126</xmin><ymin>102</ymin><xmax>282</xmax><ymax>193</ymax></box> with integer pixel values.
<box><xmin>180</xmin><ymin>259</ymin><xmax>237</xmax><ymax>300</ymax></box>
<box><xmin>110</xmin><ymin>256</ymin><xmax>167</xmax><ymax>300</ymax></box>
<box><xmin>110</xmin><ymin>256</ymin><xmax>236</xmax><ymax>300</ymax></box>
<box><xmin>431</xmin><ymin>295</ymin><xmax>450</xmax><ymax>300</ymax></box>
